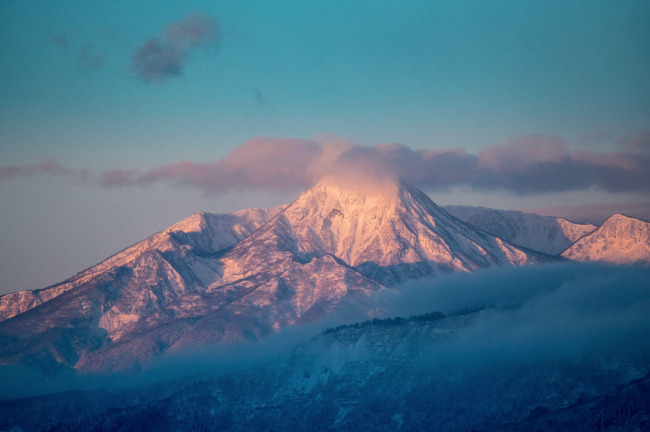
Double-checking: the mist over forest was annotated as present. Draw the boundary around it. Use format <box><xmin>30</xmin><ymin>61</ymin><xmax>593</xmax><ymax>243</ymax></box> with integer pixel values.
<box><xmin>3</xmin><ymin>263</ymin><xmax>648</xmax><ymax>401</ymax></box>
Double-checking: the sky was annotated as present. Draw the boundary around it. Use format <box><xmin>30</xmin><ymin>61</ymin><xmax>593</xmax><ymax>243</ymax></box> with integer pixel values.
<box><xmin>1</xmin><ymin>0</ymin><xmax>649</xmax><ymax>294</ymax></box>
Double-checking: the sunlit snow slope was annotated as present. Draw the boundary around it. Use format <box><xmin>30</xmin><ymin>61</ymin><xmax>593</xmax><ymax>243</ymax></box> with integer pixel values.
<box><xmin>561</xmin><ymin>214</ymin><xmax>650</xmax><ymax>265</ymax></box>
<box><xmin>0</xmin><ymin>179</ymin><xmax>546</xmax><ymax>374</ymax></box>
<box><xmin>0</xmin><ymin>206</ymin><xmax>287</xmax><ymax>323</ymax></box>
<box><xmin>444</xmin><ymin>205</ymin><xmax>597</xmax><ymax>255</ymax></box>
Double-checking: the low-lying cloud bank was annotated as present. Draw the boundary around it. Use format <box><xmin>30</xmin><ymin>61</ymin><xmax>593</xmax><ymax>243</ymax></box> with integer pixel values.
<box><xmin>1</xmin><ymin>263</ymin><xmax>648</xmax><ymax>400</ymax></box>
<box><xmin>0</xmin><ymin>317</ymin><xmax>344</xmax><ymax>400</ymax></box>
<box><xmin>383</xmin><ymin>263</ymin><xmax>650</xmax><ymax>366</ymax></box>
<box><xmin>2</xmin><ymin>134</ymin><xmax>650</xmax><ymax>196</ymax></box>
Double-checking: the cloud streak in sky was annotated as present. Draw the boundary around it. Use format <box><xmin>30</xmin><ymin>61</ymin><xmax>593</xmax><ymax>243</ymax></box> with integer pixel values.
<box><xmin>0</xmin><ymin>159</ymin><xmax>88</xmax><ymax>182</ymax></box>
<box><xmin>132</xmin><ymin>12</ymin><xmax>220</xmax><ymax>83</ymax></box>
<box><xmin>77</xmin><ymin>44</ymin><xmax>104</xmax><ymax>70</ymax></box>
<box><xmin>2</xmin><ymin>135</ymin><xmax>649</xmax><ymax>197</ymax></box>
<box><xmin>52</xmin><ymin>34</ymin><xmax>69</xmax><ymax>49</ymax></box>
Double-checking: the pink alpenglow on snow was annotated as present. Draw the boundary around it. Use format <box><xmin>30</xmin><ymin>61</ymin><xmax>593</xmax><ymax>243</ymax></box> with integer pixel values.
<box><xmin>562</xmin><ymin>214</ymin><xmax>650</xmax><ymax>265</ymax></box>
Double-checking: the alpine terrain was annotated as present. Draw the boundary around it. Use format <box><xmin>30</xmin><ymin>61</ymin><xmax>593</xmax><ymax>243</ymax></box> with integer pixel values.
<box><xmin>562</xmin><ymin>214</ymin><xmax>650</xmax><ymax>265</ymax></box>
<box><xmin>443</xmin><ymin>205</ymin><xmax>597</xmax><ymax>255</ymax></box>
<box><xmin>0</xmin><ymin>178</ymin><xmax>548</xmax><ymax>375</ymax></box>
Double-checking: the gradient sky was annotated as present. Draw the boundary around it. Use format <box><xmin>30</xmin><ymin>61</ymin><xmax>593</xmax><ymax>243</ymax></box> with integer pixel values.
<box><xmin>1</xmin><ymin>0</ymin><xmax>649</xmax><ymax>294</ymax></box>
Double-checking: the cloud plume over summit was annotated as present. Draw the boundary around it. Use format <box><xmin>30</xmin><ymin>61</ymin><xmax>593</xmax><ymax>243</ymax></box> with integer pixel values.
<box><xmin>2</xmin><ymin>134</ymin><xmax>649</xmax><ymax>197</ymax></box>
<box><xmin>98</xmin><ymin>134</ymin><xmax>650</xmax><ymax>196</ymax></box>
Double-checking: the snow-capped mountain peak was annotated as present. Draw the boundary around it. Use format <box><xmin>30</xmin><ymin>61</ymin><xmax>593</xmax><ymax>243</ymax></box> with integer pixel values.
<box><xmin>222</xmin><ymin>178</ymin><xmax>546</xmax><ymax>287</ymax></box>
<box><xmin>561</xmin><ymin>214</ymin><xmax>650</xmax><ymax>265</ymax></box>
<box><xmin>0</xmin><ymin>179</ymin><xmax>547</xmax><ymax>374</ymax></box>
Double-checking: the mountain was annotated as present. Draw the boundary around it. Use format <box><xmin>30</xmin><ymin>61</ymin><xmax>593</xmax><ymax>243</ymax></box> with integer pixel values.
<box><xmin>561</xmin><ymin>214</ymin><xmax>650</xmax><ymax>265</ymax></box>
<box><xmin>0</xmin><ymin>206</ymin><xmax>287</xmax><ymax>323</ymax></box>
<box><xmin>443</xmin><ymin>205</ymin><xmax>597</xmax><ymax>255</ymax></box>
<box><xmin>235</xmin><ymin>177</ymin><xmax>548</xmax><ymax>286</ymax></box>
<box><xmin>0</xmin><ymin>179</ymin><xmax>547</xmax><ymax>374</ymax></box>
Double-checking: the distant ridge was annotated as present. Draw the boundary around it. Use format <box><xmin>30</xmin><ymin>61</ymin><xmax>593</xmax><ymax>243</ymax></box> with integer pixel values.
<box><xmin>443</xmin><ymin>205</ymin><xmax>598</xmax><ymax>255</ymax></box>
<box><xmin>561</xmin><ymin>214</ymin><xmax>650</xmax><ymax>265</ymax></box>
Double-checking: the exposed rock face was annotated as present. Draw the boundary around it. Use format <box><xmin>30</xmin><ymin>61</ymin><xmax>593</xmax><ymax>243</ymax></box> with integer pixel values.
<box><xmin>562</xmin><ymin>214</ymin><xmax>650</xmax><ymax>265</ymax></box>
<box><xmin>0</xmin><ymin>180</ymin><xmax>546</xmax><ymax>374</ymax></box>
<box><xmin>444</xmin><ymin>205</ymin><xmax>597</xmax><ymax>255</ymax></box>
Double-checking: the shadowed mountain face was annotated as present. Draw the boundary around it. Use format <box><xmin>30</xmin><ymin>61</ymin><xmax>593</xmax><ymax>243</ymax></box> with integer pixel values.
<box><xmin>2</xmin><ymin>309</ymin><xmax>649</xmax><ymax>432</ymax></box>
<box><xmin>443</xmin><ymin>205</ymin><xmax>598</xmax><ymax>255</ymax></box>
<box><xmin>0</xmin><ymin>180</ymin><xmax>548</xmax><ymax>374</ymax></box>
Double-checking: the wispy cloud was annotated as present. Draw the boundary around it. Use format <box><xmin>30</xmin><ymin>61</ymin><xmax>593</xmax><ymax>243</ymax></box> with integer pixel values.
<box><xmin>381</xmin><ymin>263</ymin><xmax>650</xmax><ymax>366</ymax></box>
<box><xmin>52</xmin><ymin>34</ymin><xmax>70</xmax><ymax>49</ymax></box>
<box><xmin>248</xmin><ymin>88</ymin><xmax>267</xmax><ymax>105</ymax></box>
<box><xmin>3</xmin><ymin>134</ymin><xmax>649</xmax><ymax>198</ymax></box>
<box><xmin>77</xmin><ymin>44</ymin><xmax>104</xmax><ymax>70</ymax></box>
<box><xmin>0</xmin><ymin>159</ymin><xmax>89</xmax><ymax>182</ymax></box>
<box><xmin>618</xmin><ymin>130</ymin><xmax>650</xmax><ymax>153</ymax></box>
<box><xmin>132</xmin><ymin>12</ymin><xmax>220</xmax><ymax>83</ymax></box>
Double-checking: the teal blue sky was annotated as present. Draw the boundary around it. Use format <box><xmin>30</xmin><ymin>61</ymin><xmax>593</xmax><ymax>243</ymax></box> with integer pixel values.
<box><xmin>1</xmin><ymin>0</ymin><xmax>649</xmax><ymax>294</ymax></box>
<box><xmin>2</xmin><ymin>0</ymin><xmax>649</xmax><ymax>170</ymax></box>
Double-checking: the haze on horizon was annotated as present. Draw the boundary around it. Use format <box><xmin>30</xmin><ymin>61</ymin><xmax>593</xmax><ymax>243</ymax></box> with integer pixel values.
<box><xmin>0</xmin><ymin>0</ymin><xmax>649</xmax><ymax>295</ymax></box>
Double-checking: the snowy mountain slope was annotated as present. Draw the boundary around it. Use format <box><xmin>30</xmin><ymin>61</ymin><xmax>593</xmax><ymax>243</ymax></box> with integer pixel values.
<box><xmin>0</xmin><ymin>206</ymin><xmax>286</xmax><ymax>323</ymax></box>
<box><xmin>443</xmin><ymin>205</ymin><xmax>597</xmax><ymax>255</ymax></box>
<box><xmin>561</xmin><ymin>214</ymin><xmax>650</xmax><ymax>265</ymax></box>
<box><xmin>0</xmin><ymin>179</ymin><xmax>547</xmax><ymax>374</ymax></box>
<box><xmin>229</xmin><ymin>177</ymin><xmax>547</xmax><ymax>288</ymax></box>
<box><xmin>70</xmin><ymin>254</ymin><xmax>383</xmax><ymax>373</ymax></box>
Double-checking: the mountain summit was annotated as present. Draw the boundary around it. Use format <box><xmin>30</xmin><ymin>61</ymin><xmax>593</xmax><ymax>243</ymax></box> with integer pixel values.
<box><xmin>561</xmin><ymin>214</ymin><xmax>650</xmax><ymax>265</ymax></box>
<box><xmin>253</xmin><ymin>177</ymin><xmax>544</xmax><ymax>285</ymax></box>
<box><xmin>0</xmin><ymin>179</ymin><xmax>547</xmax><ymax>374</ymax></box>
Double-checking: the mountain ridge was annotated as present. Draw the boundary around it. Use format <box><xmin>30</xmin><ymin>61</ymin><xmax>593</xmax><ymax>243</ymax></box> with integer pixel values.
<box><xmin>0</xmin><ymin>179</ymin><xmax>559</xmax><ymax>374</ymax></box>
<box><xmin>0</xmin><ymin>205</ymin><xmax>288</xmax><ymax>323</ymax></box>
<box><xmin>561</xmin><ymin>213</ymin><xmax>650</xmax><ymax>265</ymax></box>
<box><xmin>443</xmin><ymin>205</ymin><xmax>598</xmax><ymax>255</ymax></box>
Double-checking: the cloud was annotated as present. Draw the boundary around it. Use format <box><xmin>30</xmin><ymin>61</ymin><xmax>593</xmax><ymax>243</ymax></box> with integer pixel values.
<box><xmin>3</xmin><ymin>134</ymin><xmax>650</xmax><ymax>197</ymax></box>
<box><xmin>96</xmin><ymin>134</ymin><xmax>650</xmax><ymax>196</ymax></box>
<box><xmin>249</xmin><ymin>87</ymin><xmax>267</xmax><ymax>105</ymax></box>
<box><xmin>77</xmin><ymin>44</ymin><xmax>104</xmax><ymax>70</ymax></box>
<box><xmin>132</xmin><ymin>12</ymin><xmax>219</xmax><ymax>83</ymax></box>
<box><xmin>380</xmin><ymin>263</ymin><xmax>650</xmax><ymax>365</ymax></box>
<box><xmin>618</xmin><ymin>130</ymin><xmax>650</xmax><ymax>154</ymax></box>
<box><xmin>53</xmin><ymin>34</ymin><xmax>69</xmax><ymax>49</ymax></box>
<box><xmin>0</xmin><ymin>159</ymin><xmax>89</xmax><ymax>182</ymax></box>
<box><xmin>0</xmin><ymin>316</ymin><xmax>340</xmax><ymax>399</ymax></box>
<box><xmin>98</xmin><ymin>137</ymin><xmax>323</xmax><ymax>191</ymax></box>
